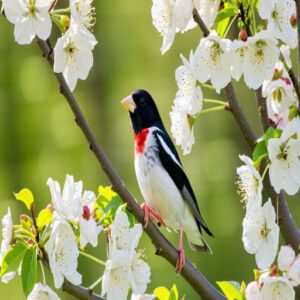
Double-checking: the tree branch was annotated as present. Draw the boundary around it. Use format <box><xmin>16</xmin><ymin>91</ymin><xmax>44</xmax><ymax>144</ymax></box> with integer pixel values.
<box><xmin>192</xmin><ymin>10</ymin><xmax>300</xmax><ymax>249</ymax></box>
<box><xmin>296</xmin><ymin>0</ymin><xmax>300</xmax><ymax>81</ymax></box>
<box><xmin>62</xmin><ymin>280</ymin><xmax>105</xmax><ymax>300</ymax></box>
<box><xmin>255</xmin><ymin>87</ymin><xmax>300</xmax><ymax>249</ymax></box>
<box><xmin>36</xmin><ymin>38</ymin><xmax>226</xmax><ymax>300</ymax></box>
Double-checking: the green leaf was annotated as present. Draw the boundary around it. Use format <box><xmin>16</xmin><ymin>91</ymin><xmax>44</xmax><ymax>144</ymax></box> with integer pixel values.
<box><xmin>1</xmin><ymin>242</ymin><xmax>27</xmax><ymax>276</ymax></box>
<box><xmin>253</xmin><ymin>139</ymin><xmax>268</xmax><ymax>167</ymax></box>
<box><xmin>264</xmin><ymin>127</ymin><xmax>282</xmax><ymax>145</ymax></box>
<box><xmin>154</xmin><ymin>287</ymin><xmax>170</xmax><ymax>300</ymax></box>
<box><xmin>14</xmin><ymin>188</ymin><xmax>34</xmax><ymax>210</ymax></box>
<box><xmin>169</xmin><ymin>284</ymin><xmax>179</xmax><ymax>300</ymax></box>
<box><xmin>215</xmin><ymin>7</ymin><xmax>237</xmax><ymax>23</ymax></box>
<box><xmin>217</xmin><ymin>281</ymin><xmax>243</xmax><ymax>300</ymax></box>
<box><xmin>36</xmin><ymin>208</ymin><xmax>52</xmax><ymax>230</ymax></box>
<box><xmin>217</xmin><ymin>17</ymin><xmax>230</xmax><ymax>38</ymax></box>
<box><xmin>21</xmin><ymin>247</ymin><xmax>37</xmax><ymax>296</ymax></box>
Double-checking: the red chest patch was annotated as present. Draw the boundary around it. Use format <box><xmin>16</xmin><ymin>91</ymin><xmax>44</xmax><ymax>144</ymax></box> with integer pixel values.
<box><xmin>134</xmin><ymin>128</ymin><xmax>149</xmax><ymax>154</ymax></box>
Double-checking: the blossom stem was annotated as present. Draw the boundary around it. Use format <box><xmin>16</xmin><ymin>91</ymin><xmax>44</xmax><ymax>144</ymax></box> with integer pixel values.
<box><xmin>223</xmin><ymin>15</ymin><xmax>237</xmax><ymax>38</ymax></box>
<box><xmin>203</xmin><ymin>99</ymin><xmax>226</xmax><ymax>105</ymax></box>
<box><xmin>199</xmin><ymin>83</ymin><xmax>215</xmax><ymax>90</ymax></box>
<box><xmin>89</xmin><ymin>275</ymin><xmax>103</xmax><ymax>290</ymax></box>
<box><xmin>261</xmin><ymin>163</ymin><xmax>270</xmax><ymax>181</ymax></box>
<box><xmin>251</xmin><ymin>5</ymin><xmax>257</xmax><ymax>34</ymax></box>
<box><xmin>79</xmin><ymin>251</ymin><xmax>106</xmax><ymax>266</ymax></box>
<box><xmin>50</xmin><ymin>14</ymin><xmax>65</xmax><ymax>33</ymax></box>
<box><xmin>39</xmin><ymin>260</ymin><xmax>46</xmax><ymax>286</ymax></box>
<box><xmin>198</xmin><ymin>106</ymin><xmax>225</xmax><ymax>115</ymax></box>
<box><xmin>52</xmin><ymin>8</ymin><xmax>70</xmax><ymax>14</ymax></box>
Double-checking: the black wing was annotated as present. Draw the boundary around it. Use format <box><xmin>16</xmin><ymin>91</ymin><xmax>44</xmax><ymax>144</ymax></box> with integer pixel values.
<box><xmin>154</xmin><ymin>129</ymin><xmax>213</xmax><ymax>237</ymax></box>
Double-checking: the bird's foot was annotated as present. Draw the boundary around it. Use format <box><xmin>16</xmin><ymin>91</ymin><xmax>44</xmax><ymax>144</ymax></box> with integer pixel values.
<box><xmin>175</xmin><ymin>246</ymin><xmax>185</xmax><ymax>273</ymax></box>
<box><xmin>175</xmin><ymin>223</ymin><xmax>185</xmax><ymax>273</ymax></box>
<box><xmin>141</xmin><ymin>203</ymin><xmax>166</xmax><ymax>228</ymax></box>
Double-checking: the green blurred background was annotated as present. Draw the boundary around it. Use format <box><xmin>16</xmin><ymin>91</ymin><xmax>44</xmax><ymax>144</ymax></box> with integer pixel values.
<box><xmin>0</xmin><ymin>1</ymin><xmax>299</xmax><ymax>299</ymax></box>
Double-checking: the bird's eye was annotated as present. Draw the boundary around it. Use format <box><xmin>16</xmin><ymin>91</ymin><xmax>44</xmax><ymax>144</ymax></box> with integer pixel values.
<box><xmin>139</xmin><ymin>98</ymin><xmax>146</xmax><ymax>107</ymax></box>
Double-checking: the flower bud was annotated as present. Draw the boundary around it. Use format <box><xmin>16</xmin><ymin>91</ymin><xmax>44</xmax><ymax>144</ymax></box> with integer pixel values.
<box><xmin>82</xmin><ymin>205</ymin><xmax>91</xmax><ymax>220</ymax></box>
<box><xmin>290</xmin><ymin>14</ymin><xmax>297</xmax><ymax>28</ymax></box>
<box><xmin>60</xmin><ymin>15</ymin><xmax>70</xmax><ymax>31</ymax></box>
<box><xmin>239</xmin><ymin>30</ymin><xmax>248</xmax><ymax>42</ymax></box>
<box><xmin>278</xmin><ymin>245</ymin><xmax>295</xmax><ymax>271</ymax></box>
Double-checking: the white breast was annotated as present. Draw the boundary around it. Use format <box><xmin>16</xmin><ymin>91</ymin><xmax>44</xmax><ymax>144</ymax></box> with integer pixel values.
<box><xmin>134</xmin><ymin>128</ymin><xmax>185</xmax><ymax>229</ymax></box>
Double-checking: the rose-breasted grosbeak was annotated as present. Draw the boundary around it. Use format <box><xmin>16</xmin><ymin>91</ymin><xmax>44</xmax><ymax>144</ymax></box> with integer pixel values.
<box><xmin>121</xmin><ymin>89</ymin><xmax>213</xmax><ymax>272</ymax></box>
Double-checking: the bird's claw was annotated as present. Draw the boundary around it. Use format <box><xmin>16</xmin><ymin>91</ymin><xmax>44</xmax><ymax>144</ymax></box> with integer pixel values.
<box><xmin>175</xmin><ymin>247</ymin><xmax>185</xmax><ymax>273</ymax></box>
<box><xmin>141</xmin><ymin>203</ymin><xmax>166</xmax><ymax>228</ymax></box>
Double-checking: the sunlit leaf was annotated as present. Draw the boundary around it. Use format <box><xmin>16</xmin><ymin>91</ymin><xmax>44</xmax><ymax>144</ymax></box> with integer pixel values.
<box><xmin>217</xmin><ymin>281</ymin><xmax>243</xmax><ymax>300</ymax></box>
<box><xmin>14</xmin><ymin>188</ymin><xmax>34</xmax><ymax>210</ymax></box>
<box><xmin>169</xmin><ymin>284</ymin><xmax>179</xmax><ymax>300</ymax></box>
<box><xmin>215</xmin><ymin>7</ymin><xmax>237</xmax><ymax>23</ymax></box>
<box><xmin>36</xmin><ymin>208</ymin><xmax>52</xmax><ymax>230</ymax></box>
<box><xmin>154</xmin><ymin>286</ymin><xmax>170</xmax><ymax>300</ymax></box>
<box><xmin>1</xmin><ymin>242</ymin><xmax>27</xmax><ymax>276</ymax></box>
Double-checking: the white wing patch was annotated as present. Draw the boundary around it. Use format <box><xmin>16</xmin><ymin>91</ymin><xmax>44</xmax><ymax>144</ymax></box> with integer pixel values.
<box><xmin>156</xmin><ymin>133</ymin><xmax>183</xmax><ymax>169</ymax></box>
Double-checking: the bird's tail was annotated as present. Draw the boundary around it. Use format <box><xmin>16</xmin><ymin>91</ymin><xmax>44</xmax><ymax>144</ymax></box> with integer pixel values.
<box><xmin>184</xmin><ymin>221</ymin><xmax>212</xmax><ymax>254</ymax></box>
<box><xmin>188</xmin><ymin>236</ymin><xmax>212</xmax><ymax>254</ymax></box>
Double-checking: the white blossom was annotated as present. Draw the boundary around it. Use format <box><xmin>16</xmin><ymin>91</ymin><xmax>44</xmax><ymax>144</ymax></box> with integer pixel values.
<box><xmin>130</xmin><ymin>253</ymin><xmax>151</xmax><ymax>295</ymax></box>
<box><xmin>259</xmin><ymin>0</ymin><xmax>297</xmax><ymax>49</ymax></box>
<box><xmin>0</xmin><ymin>208</ymin><xmax>16</xmax><ymax>284</ymax></box>
<box><xmin>281</xmin><ymin>45</ymin><xmax>292</xmax><ymax>69</ymax></box>
<box><xmin>260</xmin><ymin>276</ymin><xmax>295</xmax><ymax>300</ymax></box>
<box><xmin>170</xmin><ymin>109</ymin><xmax>195</xmax><ymax>155</ymax></box>
<box><xmin>47</xmin><ymin>175</ymin><xmax>101</xmax><ymax>247</ymax></box>
<box><xmin>194</xmin><ymin>30</ymin><xmax>232</xmax><ymax>93</ymax></box>
<box><xmin>2</xmin><ymin>0</ymin><xmax>52</xmax><ymax>45</ymax></box>
<box><xmin>278</xmin><ymin>245</ymin><xmax>296</xmax><ymax>272</ymax></box>
<box><xmin>174</xmin><ymin>53</ymin><xmax>203</xmax><ymax>115</ymax></box>
<box><xmin>28</xmin><ymin>283</ymin><xmax>60</xmax><ymax>300</ymax></box>
<box><xmin>79</xmin><ymin>215</ymin><xmax>102</xmax><ymax>248</ymax></box>
<box><xmin>70</xmin><ymin>0</ymin><xmax>95</xmax><ymax>30</ymax></box>
<box><xmin>262</xmin><ymin>74</ymin><xmax>298</xmax><ymax>129</ymax></box>
<box><xmin>194</xmin><ymin>0</ymin><xmax>221</xmax><ymax>28</ymax></box>
<box><xmin>102</xmin><ymin>208</ymin><xmax>150</xmax><ymax>300</ymax></box>
<box><xmin>243</xmin><ymin>31</ymin><xmax>280</xmax><ymax>90</ymax></box>
<box><xmin>45</xmin><ymin>215</ymin><xmax>82</xmax><ymax>289</ymax></box>
<box><xmin>231</xmin><ymin>40</ymin><xmax>248</xmax><ymax>81</ymax></box>
<box><xmin>287</xmin><ymin>257</ymin><xmax>300</xmax><ymax>287</ymax></box>
<box><xmin>268</xmin><ymin>117</ymin><xmax>300</xmax><ymax>195</ymax></box>
<box><xmin>131</xmin><ymin>294</ymin><xmax>155</xmax><ymax>300</ymax></box>
<box><xmin>47</xmin><ymin>175</ymin><xmax>83</xmax><ymax>221</ymax></box>
<box><xmin>237</xmin><ymin>155</ymin><xmax>263</xmax><ymax>211</ymax></box>
<box><xmin>151</xmin><ymin>0</ymin><xmax>176</xmax><ymax>54</ymax></box>
<box><xmin>242</xmin><ymin>199</ymin><xmax>279</xmax><ymax>269</ymax></box>
<box><xmin>245</xmin><ymin>281</ymin><xmax>260</xmax><ymax>300</ymax></box>
<box><xmin>53</xmin><ymin>21</ymin><xmax>96</xmax><ymax>91</ymax></box>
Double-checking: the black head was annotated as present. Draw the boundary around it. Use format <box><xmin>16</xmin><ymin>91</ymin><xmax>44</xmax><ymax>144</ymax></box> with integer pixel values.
<box><xmin>121</xmin><ymin>89</ymin><xmax>164</xmax><ymax>133</ymax></box>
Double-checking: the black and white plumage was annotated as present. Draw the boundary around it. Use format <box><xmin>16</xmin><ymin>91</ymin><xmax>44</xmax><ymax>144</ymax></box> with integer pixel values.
<box><xmin>121</xmin><ymin>89</ymin><xmax>213</xmax><ymax>271</ymax></box>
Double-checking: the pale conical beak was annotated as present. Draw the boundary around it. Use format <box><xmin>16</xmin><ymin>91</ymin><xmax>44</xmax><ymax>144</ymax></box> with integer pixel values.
<box><xmin>121</xmin><ymin>95</ymin><xmax>136</xmax><ymax>113</ymax></box>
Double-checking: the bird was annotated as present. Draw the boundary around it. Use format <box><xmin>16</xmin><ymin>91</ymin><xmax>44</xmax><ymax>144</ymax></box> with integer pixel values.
<box><xmin>121</xmin><ymin>89</ymin><xmax>213</xmax><ymax>272</ymax></box>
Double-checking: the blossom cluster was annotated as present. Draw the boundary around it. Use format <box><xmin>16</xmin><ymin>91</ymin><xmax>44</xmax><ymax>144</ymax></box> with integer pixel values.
<box><xmin>245</xmin><ymin>245</ymin><xmax>300</xmax><ymax>299</ymax></box>
<box><xmin>0</xmin><ymin>176</ymin><xmax>152</xmax><ymax>300</ymax></box>
<box><xmin>151</xmin><ymin>0</ymin><xmax>299</xmax><ymax>154</ymax></box>
<box><xmin>2</xmin><ymin>0</ymin><xmax>97</xmax><ymax>91</ymax></box>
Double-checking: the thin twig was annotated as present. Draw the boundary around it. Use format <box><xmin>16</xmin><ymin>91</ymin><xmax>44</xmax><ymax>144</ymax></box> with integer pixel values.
<box><xmin>36</xmin><ymin>38</ymin><xmax>226</xmax><ymax>300</ymax></box>
<box><xmin>288</xmin><ymin>68</ymin><xmax>300</xmax><ymax>103</ymax></box>
<box><xmin>192</xmin><ymin>10</ymin><xmax>300</xmax><ymax>249</ymax></box>
<box><xmin>255</xmin><ymin>88</ymin><xmax>270</xmax><ymax>132</ymax></box>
